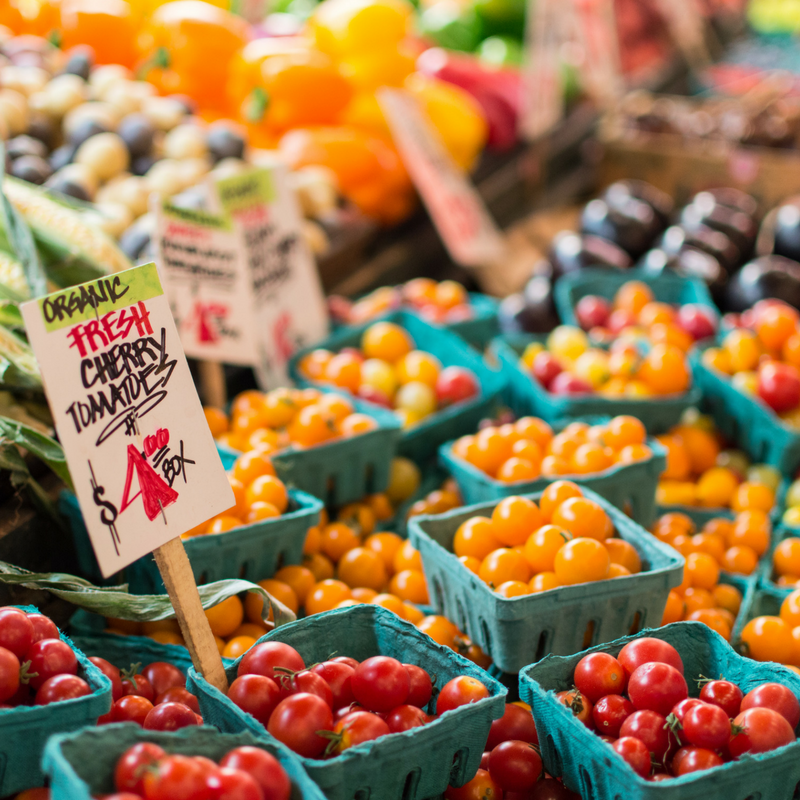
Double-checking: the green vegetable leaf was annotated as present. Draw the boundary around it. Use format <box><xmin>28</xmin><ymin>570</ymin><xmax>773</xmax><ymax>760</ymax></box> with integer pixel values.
<box><xmin>0</xmin><ymin>142</ymin><xmax>48</xmax><ymax>299</ymax></box>
<box><xmin>0</xmin><ymin>415</ymin><xmax>71</xmax><ymax>488</ymax></box>
<box><xmin>0</xmin><ymin>442</ymin><xmax>63</xmax><ymax>525</ymax></box>
<box><xmin>0</xmin><ymin>562</ymin><xmax>296</xmax><ymax>627</ymax></box>
<box><xmin>0</xmin><ymin>324</ymin><xmax>42</xmax><ymax>391</ymax></box>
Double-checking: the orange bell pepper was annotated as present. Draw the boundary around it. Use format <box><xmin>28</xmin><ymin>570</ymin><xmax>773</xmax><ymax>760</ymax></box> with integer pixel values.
<box><xmin>0</xmin><ymin>0</ymin><xmax>60</xmax><ymax>37</ymax></box>
<box><xmin>228</xmin><ymin>37</ymin><xmax>354</xmax><ymax>136</ymax></box>
<box><xmin>60</xmin><ymin>0</ymin><xmax>139</xmax><ymax>68</ymax></box>
<box><xmin>279</xmin><ymin>126</ymin><xmax>415</xmax><ymax>225</ymax></box>
<box><xmin>138</xmin><ymin>1</ymin><xmax>249</xmax><ymax>114</ymax></box>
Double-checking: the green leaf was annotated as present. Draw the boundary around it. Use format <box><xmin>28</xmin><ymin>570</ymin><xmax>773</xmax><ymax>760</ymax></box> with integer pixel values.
<box><xmin>0</xmin><ymin>415</ymin><xmax>71</xmax><ymax>488</ymax></box>
<box><xmin>0</xmin><ymin>142</ymin><xmax>48</xmax><ymax>298</ymax></box>
<box><xmin>0</xmin><ymin>442</ymin><xmax>63</xmax><ymax>525</ymax></box>
<box><xmin>0</xmin><ymin>302</ymin><xmax>23</xmax><ymax>329</ymax></box>
<box><xmin>0</xmin><ymin>562</ymin><xmax>296</xmax><ymax>627</ymax></box>
<box><xmin>0</xmin><ymin>324</ymin><xmax>42</xmax><ymax>391</ymax></box>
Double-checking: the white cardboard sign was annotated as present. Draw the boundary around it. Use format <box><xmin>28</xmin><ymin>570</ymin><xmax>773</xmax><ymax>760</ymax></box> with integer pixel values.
<box><xmin>21</xmin><ymin>263</ymin><xmax>234</xmax><ymax>577</ymax></box>
<box><xmin>154</xmin><ymin>167</ymin><xmax>329</xmax><ymax>388</ymax></box>
<box><xmin>378</xmin><ymin>87</ymin><xmax>506</xmax><ymax>268</ymax></box>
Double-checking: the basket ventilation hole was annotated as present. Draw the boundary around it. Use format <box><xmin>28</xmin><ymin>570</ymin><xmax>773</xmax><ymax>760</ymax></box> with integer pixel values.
<box><xmin>455</xmin><ymin>598</ymin><xmax>467</xmax><ymax>631</ymax></box>
<box><xmin>629</xmin><ymin>611</ymin><xmax>642</xmax><ymax>636</ymax></box>
<box><xmin>353</xmin><ymin>790</ymin><xmax>370</xmax><ymax>800</ymax></box>
<box><xmin>238</xmin><ymin>563</ymin><xmax>248</xmax><ymax>580</ymax></box>
<box><xmin>747</xmin><ymin>793</ymin><xmax>762</xmax><ymax>800</ymax></box>
<box><xmin>432</xmin><ymin>578</ymin><xmax>445</xmax><ymax>611</ymax></box>
<box><xmin>274</xmin><ymin>551</ymin><xmax>285</xmax><ymax>572</ymax></box>
<box><xmin>579</xmin><ymin>767</ymin><xmax>593</xmax><ymax>798</ymax></box>
<box><xmin>535</xmin><ymin>630</ymin><xmax>549</xmax><ymax>661</ymax></box>
<box><xmin>479</xmin><ymin>618</ymin><xmax>492</xmax><ymax>656</ymax></box>
<box><xmin>582</xmin><ymin>620</ymin><xmax>596</xmax><ymax>650</ymax></box>
<box><xmin>622</xmin><ymin>501</ymin><xmax>633</xmax><ymax>519</ymax></box>
<box><xmin>402</xmin><ymin>768</ymin><xmax>421</xmax><ymax>800</ymax></box>
<box><xmin>364</xmin><ymin>463</ymin><xmax>375</xmax><ymax>494</ymax></box>
<box><xmin>325</xmin><ymin>476</ymin><xmax>336</xmax><ymax>508</ymax></box>
<box><xmin>198</xmin><ymin>571</ymin><xmax>209</xmax><ymax>585</ymax></box>
<box><xmin>450</xmin><ymin>747</ymin><xmax>470</xmax><ymax>785</ymax></box>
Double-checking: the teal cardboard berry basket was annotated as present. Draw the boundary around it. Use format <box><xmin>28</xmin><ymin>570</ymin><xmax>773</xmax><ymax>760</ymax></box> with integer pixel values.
<box><xmin>691</xmin><ymin>342</ymin><xmax>800</xmax><ymax>476</ymax></box>
<box><xmin>553</xmin><ymin>268</ymin><xmax>717</xmax><ymax>327</ymax></box>
<box><xmin>407</xmin><ymin>486</ymin><xmax>684</xmax><ymax>674</ymax></box>
<box><xmin>216</xmin><ymin>398</ymin><xmax>403</xmax><ymax>507</ymax></box>
<box><xmin>334</xmin><ymin>292</ymin><xmax>499</xmax><ymax>349</ymax></box>
<box><xmin>489</xmin><ymin>334</ymin><xmax>702</xmax><ymax>434</ymax></box>
<box><xmin>288</xmin><ymin>310</ymin><xmax>507</xmax><ymax>464</ymax></box>
<box><xmin>60</xmin><ymin>488</ymin><xmax>322</xmax><ymax>593</ymax></box>
<box><xmin>438</xmin><ymin>430</ymin><xmax>667</xmax><ymax>527</ymax></box>
<box><xmin>519</xmin><ymin>621</ymin><xmax>800</xmax><ymax>800</ymax></box>
<box><xmin>186</xmin><ymin>604</ymin><xmax>506</xmax><ymax>800</ymax></box>
<box><xmin>43</xmin><ymin>724</ymin><xmax>327</xmax><ymax>800</ymax></box>
<box><xmin>0</xmin><ymin>605</ymin><xmax>112</xmax><ymax>797</ymax></box>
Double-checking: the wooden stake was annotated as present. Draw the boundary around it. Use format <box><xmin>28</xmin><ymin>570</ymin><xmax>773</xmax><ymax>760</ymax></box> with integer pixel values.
<box><xmin>198</xmin><ymin>361</ymin><xmax>227</xmax><ymax>409</ymax></box>
<box><xmin>153</xmin><ymin>536</ymin><xmax>229</xmax><ymax>693</ymax></box>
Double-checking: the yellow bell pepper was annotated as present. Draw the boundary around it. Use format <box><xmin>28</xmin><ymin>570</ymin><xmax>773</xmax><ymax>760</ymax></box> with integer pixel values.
<box><xmin>404</xmin><ymin>72</ymin><xmax>488</xmax><ymax>172</ymax></box>
<box><xmin>338</xmin><ymin>41</ymin><xmax>417</xmax><ymax>91</ymax></box>
<box><xmin>310</xmin><ymin>0</ymin><xmax>414</xmax><ymax>59</ymax></box>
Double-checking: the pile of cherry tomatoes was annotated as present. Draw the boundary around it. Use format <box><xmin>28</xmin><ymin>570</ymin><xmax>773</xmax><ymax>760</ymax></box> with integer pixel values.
<box><xmin>112</xmin><ymin>742</ymin><xmax>292</xmax><ymax>800</ymax></box>
<box><xmin>298</xmin><ymin>321</ymin><xmax>480</xmax><ymax>428</ymax></box>
<box><xmin>0</xmin><ymin>607</ymin><xmax>93</xmax><ymax>708</ymax></box>
<box><xmin>558</xmin><ymin>637</ymin><xmax>797</xmax><ymax>779</ymax></box>
<box><xmin>226</xmin><ymin>640</ymin><xmax>490</xmax><ymax>758</ymax></box>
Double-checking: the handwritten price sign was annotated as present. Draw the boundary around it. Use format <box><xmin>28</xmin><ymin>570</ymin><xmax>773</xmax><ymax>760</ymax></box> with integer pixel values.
<box><xmin>22</xmin><ymin>263</ymin><xmax>234</xmax><ymax>577</ymax></box>
<box><xmin>378</xmin><ymin>88</ymin><xmax>506</xmax><ymax>269</ymax></box>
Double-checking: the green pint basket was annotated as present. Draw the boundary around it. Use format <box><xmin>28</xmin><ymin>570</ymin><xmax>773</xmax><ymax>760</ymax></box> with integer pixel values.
<box><xmin>519</xmin><ymin>621</ymin><xmax>800</xmax><ymax>800</ymax></box>
<box><xmin>407</xmin><ymin>486</ymin><xmax>684</xmax><ymax>674</ymax></box>
<box><xmin>186</xmin><ymin>604</ymin><xmax>507</xmax><ymax>800</ymax></box>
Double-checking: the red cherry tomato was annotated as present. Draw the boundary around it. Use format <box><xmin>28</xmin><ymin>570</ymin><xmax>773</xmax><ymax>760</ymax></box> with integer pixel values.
<box><xmin>26</xmin><ymin>638</ymin><xmax>77</xmax><ymax>689</ymax></box>
<box><xmin>0</xmin><ymin>608</ymin><xmax>34</xmax><ymax>659</ymax></box>
<box><xmin>89</xmin><ymin>657</ymin><xmax>124</xmax><ymax>702</ymax></box>
<box><xmin>227</xmin><ymin>674</ymin><xmax>281</xmax><ymax>726</ymax></box>
<box><xmin>276</xmin><ymin>669</ymin><xmax>334</xmax><ymax>708</ymax></box>
<box><xmin>110</xmin><ymin>695</ymin><xmax>155</xmax><ymax>726</ymax></box>
<box><xmin>35</xmin><ymin>674</ymin><xmax>91</xmax><ymax>705</ymax></box>
<box><xmin>115</xmin><ymin>742</ymin><xmax>166</xmax><ymax>795</ymax></box>
<box><xmin>219</xmin><ymin>746</ymin><xmax>291</xmax><ymax>800</ymax></box>
<box><xmin>352</xmin><ymin>656</ymin><xmax>410</xmax><ymax>713</ymax></box>
<box><xmin>211</xmin><ymin>767</ymin><xmax>263</xmax><ymax>800</ymax></box>
<box><xmin>671</xmin><ymin>746</ymin><xmax>723</xmax><ymax>775</ymax></box>
<box><xmin>27</xmin><ymin>613</ymin><xmax>59</xmax><ymax>644</ymax></box>
<box><xmin>142</xmin><ymin>754</ymin><xmax>213</xmax><ymax>800</ymax></box>
<box><xmin>729</xmin><ymin>707</ymin><xmax>795</xmax><ymax>757</ymax></box>
<box><xmin>682</xmin><ymin>702</ymin><xmax>731</xmax><ymax>751</ymax></box>
<box><xmin>619</xmin><ymin>710</ymin><xmax>671</xmax><ymax>761</ymax></box>
<box><xmin>444</xmin><ymin>769</ymin><xmax>502</xmax><ymax>800</ymax></box>
<box><xmin>143</xmin><ymin>662</ymin><xmax>185</xmax><ymax>696</ymax></box>
<box><xmin>310</xmin><ymin>661</ymin><xmax>354</xmax><ymax>710</ymax></box>
<box><xmin>437</xmin><ymin>676</ymin><xmax>490</xmax><ymax>715</ymax></box>
<box><xmin>334</xmin><ymin>702</ymin><xmax>366</xmax><ymax>721</ymax></box>
<box><xmin>143</xmin><ymin>701</ymin><xmax>199</xmax><ymax>731</ymax></box>
<box><xmin>403</xmin><ymin>663</ymin><xmax>433</xmax><ymax>708</ymax></box>
<box><xmin>741</xmin><ymin>683</ymin><xmax>800</xmax><ymax>729</ymax></box>
<box><xmin>592</xmin><ymin>694</ymin><xmax>634</xmax><ymax>738</ymax></box>
<box><xmin>486</xmin><ymin>703</ymin><xmax>539</xmax><ymax>749</ymax></box>
<box><xmin>530</xmin><ymin>777</ymin><xmax>581</xmax><ymax>799</ymax></box>
<box><xmin>385</xmin><ymin>704</ymin><xmax>429</xmax><ymax>733</ymax></box>
<box><xmin>574</xmin><ymin>652</ymin><xmax>627</xmax><ymax>703</ymax></box>
<box><xmin>333</xmin><ymin>710</ymin><xmax>391</xmax><ymax>752</ymax></box>
<box><xmin>331</xmin><ymin>656</ymin><xmax>360</xmax><ymax>669</ymax></box>
<box><xmin>267</xmin><ymin>693</ymin><xmax>334</xmax><ymax>757</ymax></box>
<box><xmin>627</xmin><ymin>663</ymin><xmax>687</xmax><ymax>716</ymax></box>
<box><xmin>488</xmin><ymin>740</ymin><xmax>543</xmax><ymax>791</ymax></box>
<box><xmin>612</xmin><ymin>736</ymin><xmax>651</xmax><ymax>778</ymax></box>
<box><xmin>555</xmin><ymin>689</ymin><xmax>593</xmax><ymax>728</ymax></box>
<box><xmin>155</xmin><ymin>687</ymin><xmax>200</xmax><ymax>713</ymax></box>
<box><xmin>0</xmin><ymin>646</ymin><xmax>20</xmax><ymax>703</ymax></box>
<box><xmin>617</xmin><ymin>638</ymin><xmax>684</xmax><ymax>677</ymax></box>
<box><xmin>758</xmin><ymin>362</ymin><xmax>800</xmax><ymax>412</ymax></box>
<box><xmin>122</xmin><ymin>673</ymin><xmax>154</xmax><ymax>702</ymax></box>
<box><xmin>699</xmin><ymin>679</ymin><xmax>742</xmax><ymax>719</ymax></box>
<box><xmin>436</xmin><ymin>367</ymin><xmax>479</xmax><ymax>407</ymax></box>
<box><xmin>238</xmin><ymin>642</ymin><xmax>305</xmax><ymax>681</ymax></box>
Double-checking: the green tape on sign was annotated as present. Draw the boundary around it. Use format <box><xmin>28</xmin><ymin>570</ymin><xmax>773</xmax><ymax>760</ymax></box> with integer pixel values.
<box><xmin>216</xmin><ymin>169</ymin><xmax>275</xmax><ymax>214</ymax></box>
<box><xmin>38</xmin><ymin>263</ymin><xmax>164</xmax><ymax>332</ymax></box>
